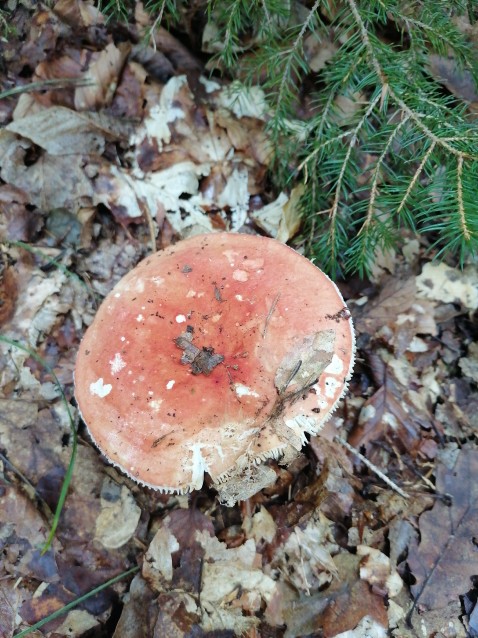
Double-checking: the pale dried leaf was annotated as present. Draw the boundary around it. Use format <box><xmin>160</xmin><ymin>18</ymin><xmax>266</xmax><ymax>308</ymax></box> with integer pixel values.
<box><xmin>304</xmin><ymin>34</ymin><xmax>338</xmax><ymax>72</ymax></box>
<box><xmin>55</xmin><ymin>609</ymin><xmax>99</xmax><ymax>636</ymax></box>
<box><xmin>242</xmin><ymin>506</ymin><xmax>277</xmax><ymax>544</ymax></box>
<box><xmin>0</xmin><ymin>131</ymin><xmax>94</xmax><ymax>211</ymax></box>
<box><xmin>6</xmin><ymin>106</ymin><xmax>124</xmax><ymax>155</ymax></box>
<box><xmin>143</xmin><ymin>526</ymin><xmax>180</xmax><ymax>588</ymax></box>
<box><xmin>94</xmin><ymin>478</ymin><xmax>141</xmax><ymax>549</ymax></box>
<box><xmin>416</xmin><ymin>262</ymin><xmax>478</xmax><ymax>309</ymax></box>
<box><xmin>75</xmin><ymin>42</ymin><xmax>130</xmax><ymax>110</ymax></box>
<box><xmin>131</xmin><ymin>75</ymin><xmax>191</xmax><ymax>149</ymax></box>
<box><xmin>250</xmin><ymin>186</ymin><xmax>303</xmax><ymax>242</ymax></box>
<box><xmin>271</xmin><ymin>512</ymin><xmax>339</xmax><ymax>593</ymax></box>
<box><xmin>334</xmin><ymin>615</ymin><xmax>387</xmax><ymax>638</ymax></box>
<box><xmin>357</xmin><ymin>546</ymin><xmax>403</xmax><ymax>598</ymax></box>
<box><xmin>459</xmin><ymin>342</ymin><xmax>478</xmax><ymax>383</ymax></box>
<box><xmin>216</xmin><ymin>82</ymin><xmax>268</xmax><ymax>120</ymax></box>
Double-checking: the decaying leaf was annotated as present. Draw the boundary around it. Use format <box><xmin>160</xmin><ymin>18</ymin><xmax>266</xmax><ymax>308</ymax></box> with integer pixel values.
<box><xmin>250</xmin><ymin>185</ymin><xmax>303</xmax><ymax>242</ymax></box>
<box><xmin>270</xmin><ymin>511</ymin><xmax>339</xmax><ymax>594</ymax></box>
<box><xmin>74</xmin><ymin>42</ymin><xmax>130</xmax><ymax>110</ymax></box>
<box><xmin>6</xmin><ymin>106</ymin><xmax>128</xmax><ymax>155</ymax></box>
<box><xmin>265</xmin><ymin>553</ymin><xmax>388</xmax><ymax>637</ymax></box>
<box><xmin>0</xmin><ymin>131</ymin><xmax>95</xmax><ymax>212</ymax></box>
<box><xmin>416</xmin><ymin>262</ymin><xmax>478</xmax><ymax>310</ymax></box>
<box><xmin>407</xmin><ymin>447</ymin><xmax>478</xmax><ymax>611</ymax></box>
<box><xmin>94</xmin><ymin>477</ymin><xmax>141</xmax><ymax>549</ymax></box>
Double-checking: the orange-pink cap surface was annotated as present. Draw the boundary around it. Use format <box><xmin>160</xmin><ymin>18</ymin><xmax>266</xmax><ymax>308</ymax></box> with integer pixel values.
<box><xmin>75</xmin><ymin>233</ymin><xmax>355</xmax><ymax>494</ymax></box>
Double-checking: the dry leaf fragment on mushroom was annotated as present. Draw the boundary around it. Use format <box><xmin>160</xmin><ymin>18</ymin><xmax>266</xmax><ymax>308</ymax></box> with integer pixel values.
<box><xmin>74</xmin><ymin>233</ymin><xmax>355</xmax><ymax>505</ymax></box>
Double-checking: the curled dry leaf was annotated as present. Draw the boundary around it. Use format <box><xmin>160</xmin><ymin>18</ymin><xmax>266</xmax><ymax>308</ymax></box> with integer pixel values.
<box><xmin>53</xmin><ymin>0</ymin><xmax>104</xmax><ymax>28</ymax></box>
<box><xmin>75</xmin><ymin>42</ymin><xmax>131</xmax><ymax>110</ymax></box>
<box><xmin>250</xmin><ymin>185</ymin><xmax>303</xmax><ymax>243</ymax></box>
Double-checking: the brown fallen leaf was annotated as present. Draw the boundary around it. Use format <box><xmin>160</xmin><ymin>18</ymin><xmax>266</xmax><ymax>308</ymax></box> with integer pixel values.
<box><xmin>110</xmin><ymin>61</ymin><xmax>148</xmax><ymax>119</ymax></box>
<box><xmin>265</xmin><ymin>553</ymin><xmax>388</xmax><ymax>637</ymax></box>
<box><xmin>74</xmin><ymin>42</ymin><xmax>131</xmax><ymax>110</ymax></box>
<box><xmin>349</xmin><ymin>364</ymin><xmax>422</xmax><ymax>456</ymax></box>
<box><xmin>7</xmin><ymin>105</ymin><xmax>129</xmax><ymax>155</ymax></box>
<box><xmin>53</xmin><ymin>0</ymin><xmax>104</xmax><ymax>28</ymax></box>
<box><xmin>0</xmin><ymin>131</ymin><xmax>94</xmax><ymax>212</ymax></box>
<box><xmin>407</xmin><ymin>446</ymin><xmax>478</xmax><ymax>611</ymax></box>
<box><xmin>0</xmin><ymin>263</ymin><xmax>17</xmax><ymax>326</ymax></box>
<box><xmin>33</xmin><ymin>52</ymin><xmax>85</xmax><ymax>109</ymax></box>
<box><xmin>0</xmin><ymin>580</ymin><xmax>24</xmax><ymax>638</ymax></box>
<box><xmin>428</xmin><ymin>54</ymin><xmax>478</xmax><ymax>108</ymax></box>
<box><xmin>354</xmin><ymin>276</ymin><xmax>416</xmax><ymax>336</ymax></box>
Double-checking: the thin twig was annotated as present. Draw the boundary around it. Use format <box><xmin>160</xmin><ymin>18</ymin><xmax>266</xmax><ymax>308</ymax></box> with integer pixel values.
<box><xmin>149</xmin><ymin>1</ymin><xmax>168</xmax><ymax>51</ymax></box>
<box><xmin>0</xmin><ymin>78</ymin><xmax>93</xmax><ymax>100</ymax></box>
<box><xmin>335</xmin><ymin>435</ymin><xmax>409</xmax><ymax>498</ymax></box>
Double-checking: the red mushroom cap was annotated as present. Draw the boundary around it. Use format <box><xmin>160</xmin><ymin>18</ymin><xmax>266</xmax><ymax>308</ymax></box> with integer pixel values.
<box><xmin>75</xmin><ymin>233</ymin><xmax>354</xmax><ymax>503</ymax></box>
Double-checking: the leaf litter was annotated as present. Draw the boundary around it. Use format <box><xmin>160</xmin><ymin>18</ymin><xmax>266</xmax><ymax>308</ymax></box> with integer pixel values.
<box><xmin>1</xmin><ymin>2</ymin><xmax>478</xmax><ymax>637</ymax></box>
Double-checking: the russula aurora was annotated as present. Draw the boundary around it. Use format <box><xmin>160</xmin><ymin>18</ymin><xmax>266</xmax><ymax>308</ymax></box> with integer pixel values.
<box><xmin>75</xmin><ymin>233</ymin><xmax>355</xmax><ymax>505</ymax></box>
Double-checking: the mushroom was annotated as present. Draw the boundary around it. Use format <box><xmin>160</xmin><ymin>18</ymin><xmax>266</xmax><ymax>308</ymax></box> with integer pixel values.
<box><xmin>75</xmin><ymin>233</ymin><xmax>355</xmax><ymax>505</ymax></box>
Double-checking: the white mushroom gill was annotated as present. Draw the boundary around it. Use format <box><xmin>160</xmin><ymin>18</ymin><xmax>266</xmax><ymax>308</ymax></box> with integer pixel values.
<box><xmin>188</xmin><ymin>444</ymin><xmax>209</xmax><ymax>490</ymax></box>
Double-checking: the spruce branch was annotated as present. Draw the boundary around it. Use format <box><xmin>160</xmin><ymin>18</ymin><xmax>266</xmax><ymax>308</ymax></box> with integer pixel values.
<box><xmin>328</xmin><ymin>90</ymin><xmax>383</xmax><ymax>241</ymax></box>
<box><xmin>346</xmin><ymin>0</ymin><xmax>476</xmax><ymax>163</ymax></box>
<box><xmin>96</xmin><ymin>0</ymin><xmax>478</xmax><ymax>275</ymax></box>
<box><xmin>362</xmin><ymin>113</ymin><xmax>411</xmax><ymax>234</ymax></box>
<box><xmin>456</xmin><ymin>155</ymin><xmax>471</xmax><ymax>242</ymax></box>
<box><xmin>396</xmin><ymin>140</ymin><xmax>437</xmax><ymax>216</ymax></box>
<box><xmin>274</xmin><ymin>0</ymin><xmax>321</xmax><ymax>116</ymax></box>
<box><xmin>261</xmin><ymin>0</ymin><xmax>272</xmax><ymax>26</ymax></box>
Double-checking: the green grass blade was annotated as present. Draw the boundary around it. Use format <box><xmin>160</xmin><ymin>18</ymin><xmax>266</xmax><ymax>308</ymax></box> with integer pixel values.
<box><xmin>14</xmin><ymin>566</ymin><xmax>140</xmax><ymax>637</ymax></box>
<box><xmin>0</xmin><ymin>336</ymin><xmax>77</xmax><ymax>553</ymax></box>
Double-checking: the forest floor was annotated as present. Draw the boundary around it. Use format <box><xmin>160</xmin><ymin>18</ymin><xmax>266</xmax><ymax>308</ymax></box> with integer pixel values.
<box><xmin>1</xmin><ymin>2</ymin><xmax>478</xmax><ymax>638</ymax></box>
